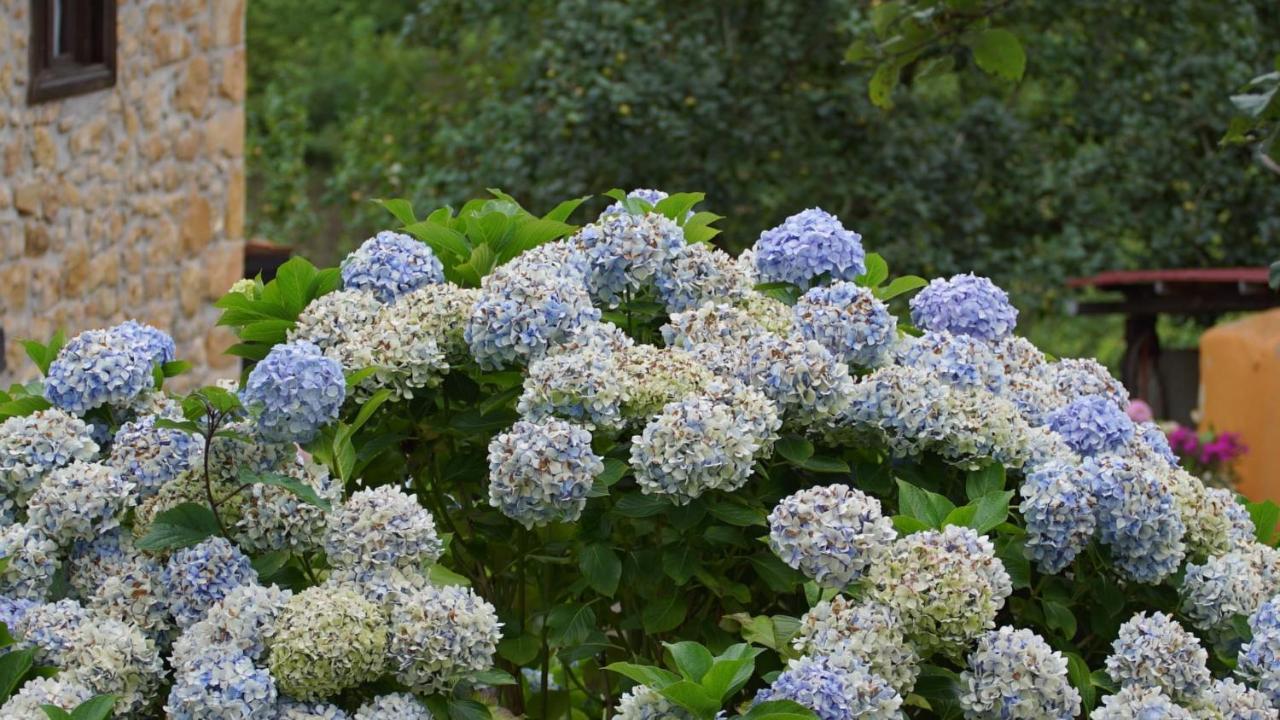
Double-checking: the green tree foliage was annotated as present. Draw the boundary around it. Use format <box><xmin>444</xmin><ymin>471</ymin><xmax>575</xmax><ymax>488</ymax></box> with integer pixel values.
<box><xmin>248</xmin><ymin>0</ymin><xmax>1280</xmax><ymax>311</ymax></box>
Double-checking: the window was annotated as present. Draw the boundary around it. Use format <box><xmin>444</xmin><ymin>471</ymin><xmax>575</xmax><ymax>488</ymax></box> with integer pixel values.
<box><xmin>28</xmin><ymin>0</ymin><xmax>117</xmax><ymax>104</ymax></box>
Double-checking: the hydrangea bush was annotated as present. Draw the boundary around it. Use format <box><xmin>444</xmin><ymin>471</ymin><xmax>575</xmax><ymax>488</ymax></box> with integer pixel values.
<box><xmin>0</xmin><ymin>187</ymin><xmax>1277</xmax><ymax>720</ymax></box>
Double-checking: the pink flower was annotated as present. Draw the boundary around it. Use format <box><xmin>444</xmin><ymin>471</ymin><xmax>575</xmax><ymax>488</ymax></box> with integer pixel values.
<box><xmin>1200</xmin><ymin>433</ymin><xmax>1246</xmax><ymax>465</ymax></box>
<box><xmin>1166</xmin><ymin>425</ymin><xmax>1200</xmax><ymax>456</ymax></box>
<box><xmin>1125</xmin><ymin>399</ymin><xmax>1154</xmax><ymax>424</ymax></box>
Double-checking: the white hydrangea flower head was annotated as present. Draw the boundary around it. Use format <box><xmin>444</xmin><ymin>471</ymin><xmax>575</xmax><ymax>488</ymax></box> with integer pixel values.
<box><xmin>60</xmin><ymin>615</ymin><xmax>165</xmax><ymax>716</ymax></box>
<box><xmin>267</xmin><ymin>587</ymin><xmax>389</xmax><ymax>700</ymax></box>
<box><xmin>1167</xmin><ymin>469</ymin><xmax>1244</xmax><ymax>559</ymax></box>
<box><xmin>353</xmin><ymin>692</ymin><xmax>434</xmax><ymax>720</ymax></box>
<box><xmin>958</xmin><ymin>626</ymin><xmax>1082</xmax><ymax>720</ymax></box>
<box><xmin>70</xmin><ymin>535</ymin><xmax>171</xmax><ymax>640</ymax></box>
<box><xmin>706</xmin><ymin>380</ymin><xmax>783</xmax><ymax>454</ymax></box>
<box><xmin>839</xmin><ymin>364</ymin><xmax>953</xmax><ymax>456</ymax></box>
<box><xmin>616</xmin><ymin>345</ymin><xmax>716</xmax><ymax>421</ymax></box>
<box><xmin>323</xmin><ymin>485</ymin><xmax>443</xmax><ymax>571</ymax></box>
<box><xmin>26</xmin><ymin>460</ymin><xmax>135</xmax><ymax>544</ymax></box>
<box><xmin>0</xmin><ymin>408</ymin><xmax>99</xmax><ymax>504</ymax></box>
<box><xmin>321</xmin><ymin>564</ymin><xmax>430</xmax><ymax>614</ymax></box>
<box><xmin>793</xmin><ymin>597</ymin><xmax>920</xmax><ymax>695</ymax></box>
<box><xmin>0</xmin><ymin>523</ymin><xmax>60</xmax><ymax>601</ymax></box>
<box><xmin>0</xmin><ymin>677</ymin><xmax>95</xmax><ymax>719</ymax></box>
<box><xmin>737</xmin><ymin>291</ymin><xmax>795</xmax><ymax>335</ymax></box>
<box><xmin>612</xmin><ymin>684</ymin><xmax>697</xmax><ymax>720</ymax></box>
<box><xmin>546</xmin><ymin>319</ymin><xmax>635</xmax><ymax>357</ymax></box>
<box><xmin>1091</xmin><ymin>685</ymin><xmax>1191</xmax><ymax>720</ymax></box>
<box><xmin>487</xmin><ymin>417</ymin><xmax>603</xmax><ymax>527</ymax></box>
<box><xmin>518</xmin><ymin>343</ymin><xmax>628</xmax><ymax>432</ymax></box>
<box><xmin>933</xmin><ymin>387</ymin><xmax>1039</xmax><ymax>470</ymax></box>
<box><xmin>1049</xmin><ymin>358</ymin><xmax>1128</xmax><ymax>409</ymax></box>
<box><xmin>388</xmin><ymin>584</ymin><xmax>501</xmax><ymax>693</ymax></box>
<box><xmin>170</xmin><ymin>583</ymin><xmax>293</xmax><ymax>674</ymax></box>
<box><xmin>386</xmin><ymin>282</ymin><xmax>481</xmax><ymax>361</ymax></box>
<box><xmin>631</xmin><ymin>394</ymin><xmax>769</xmax><ymax>504</ymax></box>
<box><xmin>738</xmin><ymin>334</ymin><xmax>856</xmax><ymax>428</ymax></box>
<box><xmin>289</xmin><ymin>288</ymin><xmax>385</xmax><ymax>365</ymax></box>
<box><xmin>1104</xmin><ymin>611</ymin><xmax>1210</xmax><ymax>702</ymax></box>
<box><xmin>204</xmin><ymin>422</ymin><xmax>296</xmax><ymax>482</ymax></box>
<box><xmin>344</xmin><ymin>314</ymin><xmax>450</xmax><ymax>401</ymax></box>
<box><xmin>279</xmin><ymin>700</ymin><xmax>353</xmax><ymax>720</ymax></box>
<box><xmin>235</xmin><ymin>456</ymin><xmax>342</xmax><ymax>554</ymax></box>
<box><xmin>1188</xmin><ymin>678</ymin><xmax>1277</xmax><ymax>720</ymax></box>
<box><xmin>1180</xmin><ymin>548</ymin><xmax>1273</xmax><ymax>635</ymax></box>
<box><xmin>768</xmin><ymin>484</ymin><xmax>896</xmax><ymax>588</ymax></box>
<box><xmin>661</xmin><ymin>302</ymin><xmax>765</xmax><ymax>352</ymax></box>
<box><xmin>993</xmin><ymin>336</ymin><xmax>1050</xmax><ymax>379</ymax></box>
<box><xmin>867</xmin><ymin>525</ymin><xmax>1012</xmax><ymax>658</ymax></box>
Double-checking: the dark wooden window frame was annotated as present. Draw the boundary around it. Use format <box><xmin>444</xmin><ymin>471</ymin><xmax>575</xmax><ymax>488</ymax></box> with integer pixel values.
<box><xmin>27</xmin><ymin>0</ymin><xmax>117</xmax><ymax>104</ymax></box>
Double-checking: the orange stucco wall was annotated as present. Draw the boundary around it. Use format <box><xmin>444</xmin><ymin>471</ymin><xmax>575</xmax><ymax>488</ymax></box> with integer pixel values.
<box><xmin>1199</xmin><ymin>309</ymin><xmax>1280</xmax><ymax>504</ymax></box>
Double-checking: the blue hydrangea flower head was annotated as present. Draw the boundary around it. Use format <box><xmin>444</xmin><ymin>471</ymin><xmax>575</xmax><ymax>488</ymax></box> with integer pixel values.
<box><xmin>1239</xmin><ymin>596</ymin><xmax>1280</xmax><ymax>706</ymax></box>
<box><xmin>909</xmin><ymin>273</ymin><xmax>1018</xmax><ymax>341</ymax></box>
<box><xmin>323</xmin><ymin>485</ymin><xmax>443</xmax><ymax>571</ymax></box>
<box><xmin>44</xmin><ymin>326</ymin><xmax>158</xmax><ymax>414</ymax></box>
<box><xmin>109</xmin><ymin>414</ymin><xmax>202</xmax><ymax>497</ymax></box>
<box><xmin>165</xmin><ymin>653</ymin><xmax>278</xmax><ymax>720</ymax></box>
<box><xmin>0</xmin><ymin>595</ymin><xmax>36</xmax><ymax>631</ymax></box>
<box><xmin>754</xmin><ymin>655</ymin><xmax>902</xmax><ymax>720</ymax></box>
<box><xmin>1019</xmin><ymin>459</ymin><xmax>1097</xmax><ymax>573</ymax></box>
<box><xmin>162</xmin><ymin>536</ymin><xmax>258</xmax><ymax>628</ymax></box>
<box><xmin>242</xmin><ymin>340</ymin><xmax>346</xmax><ymax>443</ymax></box>
<box><xmin>465</xmin><ymin>261</ymin><xmax>602</xmax><ymax>369</ymax></box>
<box><xmin>1092</xmin><ymin>456</ymin><xmax>1186</xmax><ymax>584</ymax></box>
<box><xmin>894</xmin><ymin>331</ymin><xmax>1007</xmax><ymax>393</ymax></box>
<box><xmin>768</xmin><ymin>484</ymin><xmax>896</xmax><ymax>588</ymax></box>
<box><xmin>794</xmin><ymin>282</ymin><xmax>897</xmax><ymax>368</ymax></box>
<box><xmin>600</xmin><ymin>188</ymin><xmax>675</xmax><ymax>218</ymax></box>
<box><xmin>754</xmin><ymin>208</ymin><xmax>866</xmax><ymax>288</ymax></box>
<box><xmin>341</xmin><ymin>230</ymin><xmax>444</xmax><ymax>302</ymax></box>
<box><xmin>14</xmin><ymin>598</ymin><xmax>89</xmax><ymax>663</ymax></box>
<box><xmin>1104</xmin><ymin>611</ymin><xmax>1209</xmax><ymax>702</ymax></box>
<box><xmin>631</xmin><ymin>390</ymin><xmax>777</xmax><ymax>504</ymax></box>
<box><xmin>112</xmin><ymin>319</ymin><xmax>177</xmax><ymax>365</ymax></box>
<box><xmin>960</xmin><ymin>627</ymin><xmax>1082</xmax><ymax>720</ymax></box>
<box><xmin>488</xmin><ymin>418</ymin><xmax>602</xmax><ymax>527</ymax></box>
<box><xmin>1047</xmin><ymin>395</ymin><xmax>1135</xmax><ymax>457</ymax></box>
<box><xmin>1135</xmin><ymin>422</ymin><xmax>1178</xmax><ymax>467</ymax></box>
<box><xmin>576</xmin><ymin>211</ymin><xmax>686</xmax><ymax>306</ymax></box>
<box><xmin>654</xmin><ymin>243</ymin><xmax>751</xmax><ymax>313</ymax></box>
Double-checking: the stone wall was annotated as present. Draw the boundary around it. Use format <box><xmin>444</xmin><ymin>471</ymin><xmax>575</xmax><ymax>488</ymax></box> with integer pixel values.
<box><xmin>0</xmin><ymin>0</ymin><xmax>246</xmax><ymax>389</ymax></box>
